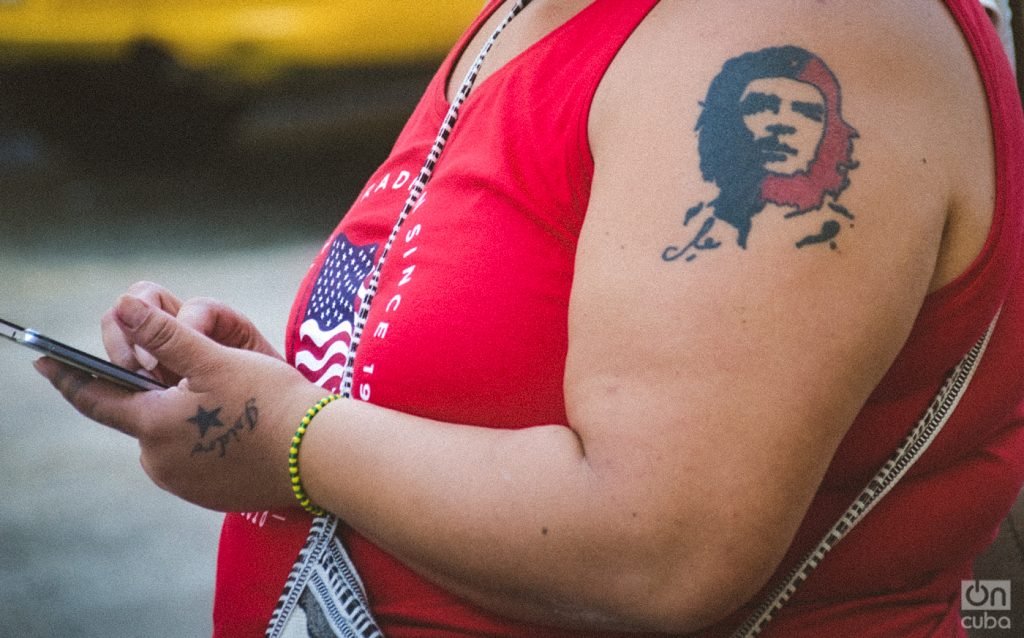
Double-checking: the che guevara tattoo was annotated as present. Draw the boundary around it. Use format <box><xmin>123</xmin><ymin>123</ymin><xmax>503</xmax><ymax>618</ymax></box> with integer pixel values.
<box><xmin>663</xmin><ymin>46</ymin><xmax>859</xmax><ymax>262</ymax></box>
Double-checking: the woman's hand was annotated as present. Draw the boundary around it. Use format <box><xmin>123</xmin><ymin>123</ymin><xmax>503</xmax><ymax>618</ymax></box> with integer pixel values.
<box><xmin>37</xmin><ymin>294</ymin><xmax>324</xmax><ymax>512</ymax></box>
<box><xmin>101</xmin><ymin>281</ymin><xmax>283</xmax><ymax>387</ymax></box>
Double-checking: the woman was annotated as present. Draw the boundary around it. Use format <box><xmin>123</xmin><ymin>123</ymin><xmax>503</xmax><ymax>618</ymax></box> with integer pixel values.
<box><xmin>38</xmin><ymin>1</ymin><xmax>1024</xmax><ymax>636</ymax></box>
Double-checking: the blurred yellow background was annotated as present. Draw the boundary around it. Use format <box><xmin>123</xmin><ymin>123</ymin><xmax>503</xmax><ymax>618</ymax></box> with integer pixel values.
<box><xmin>0</xmin><ymin>0</ymin><xmax>481</xmax><ymax>82</ymax></box>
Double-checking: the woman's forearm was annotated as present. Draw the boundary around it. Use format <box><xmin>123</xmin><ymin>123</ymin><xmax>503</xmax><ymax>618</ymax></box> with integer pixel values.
<box><xmin>296</xmin><ymin>396</ymin><xmax>758</xmax><ymax>633</ymax></box>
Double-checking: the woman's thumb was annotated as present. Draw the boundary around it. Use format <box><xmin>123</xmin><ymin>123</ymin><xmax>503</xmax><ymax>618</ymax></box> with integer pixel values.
<box><xmin>114</xmin><ymin>295</ymin><xmax>212</xmax><ymax>378</ymax></box>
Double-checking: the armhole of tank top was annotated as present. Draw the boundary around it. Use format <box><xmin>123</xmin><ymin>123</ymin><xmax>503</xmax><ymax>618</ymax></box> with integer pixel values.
<box><xmin>918</xmin><ymin>0</ymin><xmax>1017</xmax><ymax>312</ymax></box>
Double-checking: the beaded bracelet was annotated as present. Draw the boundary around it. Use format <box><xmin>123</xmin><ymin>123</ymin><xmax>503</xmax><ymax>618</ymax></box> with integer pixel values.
<box><xmin>288</xmin><ymin>394</ymin><xmax>341</xmax><ymax>516</ymax></box>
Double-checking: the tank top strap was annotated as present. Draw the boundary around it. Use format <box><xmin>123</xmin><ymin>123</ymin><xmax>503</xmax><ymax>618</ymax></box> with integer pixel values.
<box><xmin>436</xmin><ymin>0</ymin><xmax>661</xmax><ymax>109</ymax></box>
<box><xmin>943</xmin><ymin>0</ymin><xmax>1023</xmax><ymax>238</ymax></box>
<box><xmin>518</xmin><ymin>0</ymin><xmax>662</xmax><ymax>82</ymax></box>
<box><xmin>917</xmin><ymin>0</ymin><xmax>1024</xmax><ymax>329</ymax></box>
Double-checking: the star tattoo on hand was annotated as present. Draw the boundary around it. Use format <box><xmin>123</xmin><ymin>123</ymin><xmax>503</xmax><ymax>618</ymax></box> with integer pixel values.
<box><xmin>188</xmin><ymin>406</ymin><xmax>225</xmax><ymax>438</ymax></box>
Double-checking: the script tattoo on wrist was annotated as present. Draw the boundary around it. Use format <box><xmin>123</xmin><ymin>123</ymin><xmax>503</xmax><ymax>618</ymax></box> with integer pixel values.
<box><xmin>663</xmin><ymin>45</ymin><xmax>860</xmax><ymax>263</ymax></box>
<box><xmin>190</xmin><ymin>399</ymin><xmax>259</xmax><ymax>458</ymax></box>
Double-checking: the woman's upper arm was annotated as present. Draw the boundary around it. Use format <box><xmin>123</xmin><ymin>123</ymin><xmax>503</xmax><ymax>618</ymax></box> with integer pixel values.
<box><xmin>563</xmin><ymin>0</ymin><xmax>965</xmax><ymax>604</ymax></box>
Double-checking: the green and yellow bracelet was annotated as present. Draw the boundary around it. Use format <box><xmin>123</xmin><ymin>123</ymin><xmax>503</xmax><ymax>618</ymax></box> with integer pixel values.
<box><xmin>288</xmin><ymin>394</ymin><xmax>341</xmax><ymax>516</ymax></box>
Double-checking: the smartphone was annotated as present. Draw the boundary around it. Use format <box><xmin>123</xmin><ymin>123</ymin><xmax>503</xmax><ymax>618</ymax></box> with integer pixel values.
<box><xmin>0</xmin><ymin>317</ymin><xmax>168</xmax><ymax>392</ymax></box>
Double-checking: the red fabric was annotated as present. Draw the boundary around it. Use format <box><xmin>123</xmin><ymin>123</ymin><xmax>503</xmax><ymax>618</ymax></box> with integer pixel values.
<box><xmin>213</xmin><ymin>0</ymin><xmax>1024</xmax><ymax>636</ymax></box>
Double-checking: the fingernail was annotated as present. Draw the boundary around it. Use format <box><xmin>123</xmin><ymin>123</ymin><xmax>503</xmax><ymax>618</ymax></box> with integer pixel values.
<box><xmin>134</xmin><ymin>345</ymin><xmax>158</xmax><ymax>371</ymax></box>
<box><xmin>117</xmin><ymin>296</ymin><xmax>148</xmax><ymax>330</ymax></box>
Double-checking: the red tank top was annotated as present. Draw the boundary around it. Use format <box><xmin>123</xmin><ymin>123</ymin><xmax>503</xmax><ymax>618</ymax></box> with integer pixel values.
<box><xmin>213</xmin><ymin>1</ymin><xmax>1024</xmax><ymax>636</ymax></box>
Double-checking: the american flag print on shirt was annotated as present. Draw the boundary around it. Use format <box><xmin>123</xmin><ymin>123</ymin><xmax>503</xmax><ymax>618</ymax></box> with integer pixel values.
<box><xmin>295</xmin><ymin>233</ymin><xmax>378</xmax><ymax>392</ymax></box>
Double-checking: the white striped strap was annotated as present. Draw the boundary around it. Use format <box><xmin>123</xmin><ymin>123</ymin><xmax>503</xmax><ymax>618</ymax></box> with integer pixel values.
<box><xmin>732</xmin><ymin>309</ymin><xmax>1001</xmax><ymax>638</ymax></box>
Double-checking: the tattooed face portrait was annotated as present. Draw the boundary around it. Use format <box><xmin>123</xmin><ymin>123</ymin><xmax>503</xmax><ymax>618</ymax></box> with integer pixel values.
<box><xmin>664</xmin><ymin>46</ymin><xmax>859</xmax><ymax>262</ymax></box>
<box><xmin>740</xmin><ymin>77</ymin><xmax>826</xmax><ymax>176</ymax></box>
